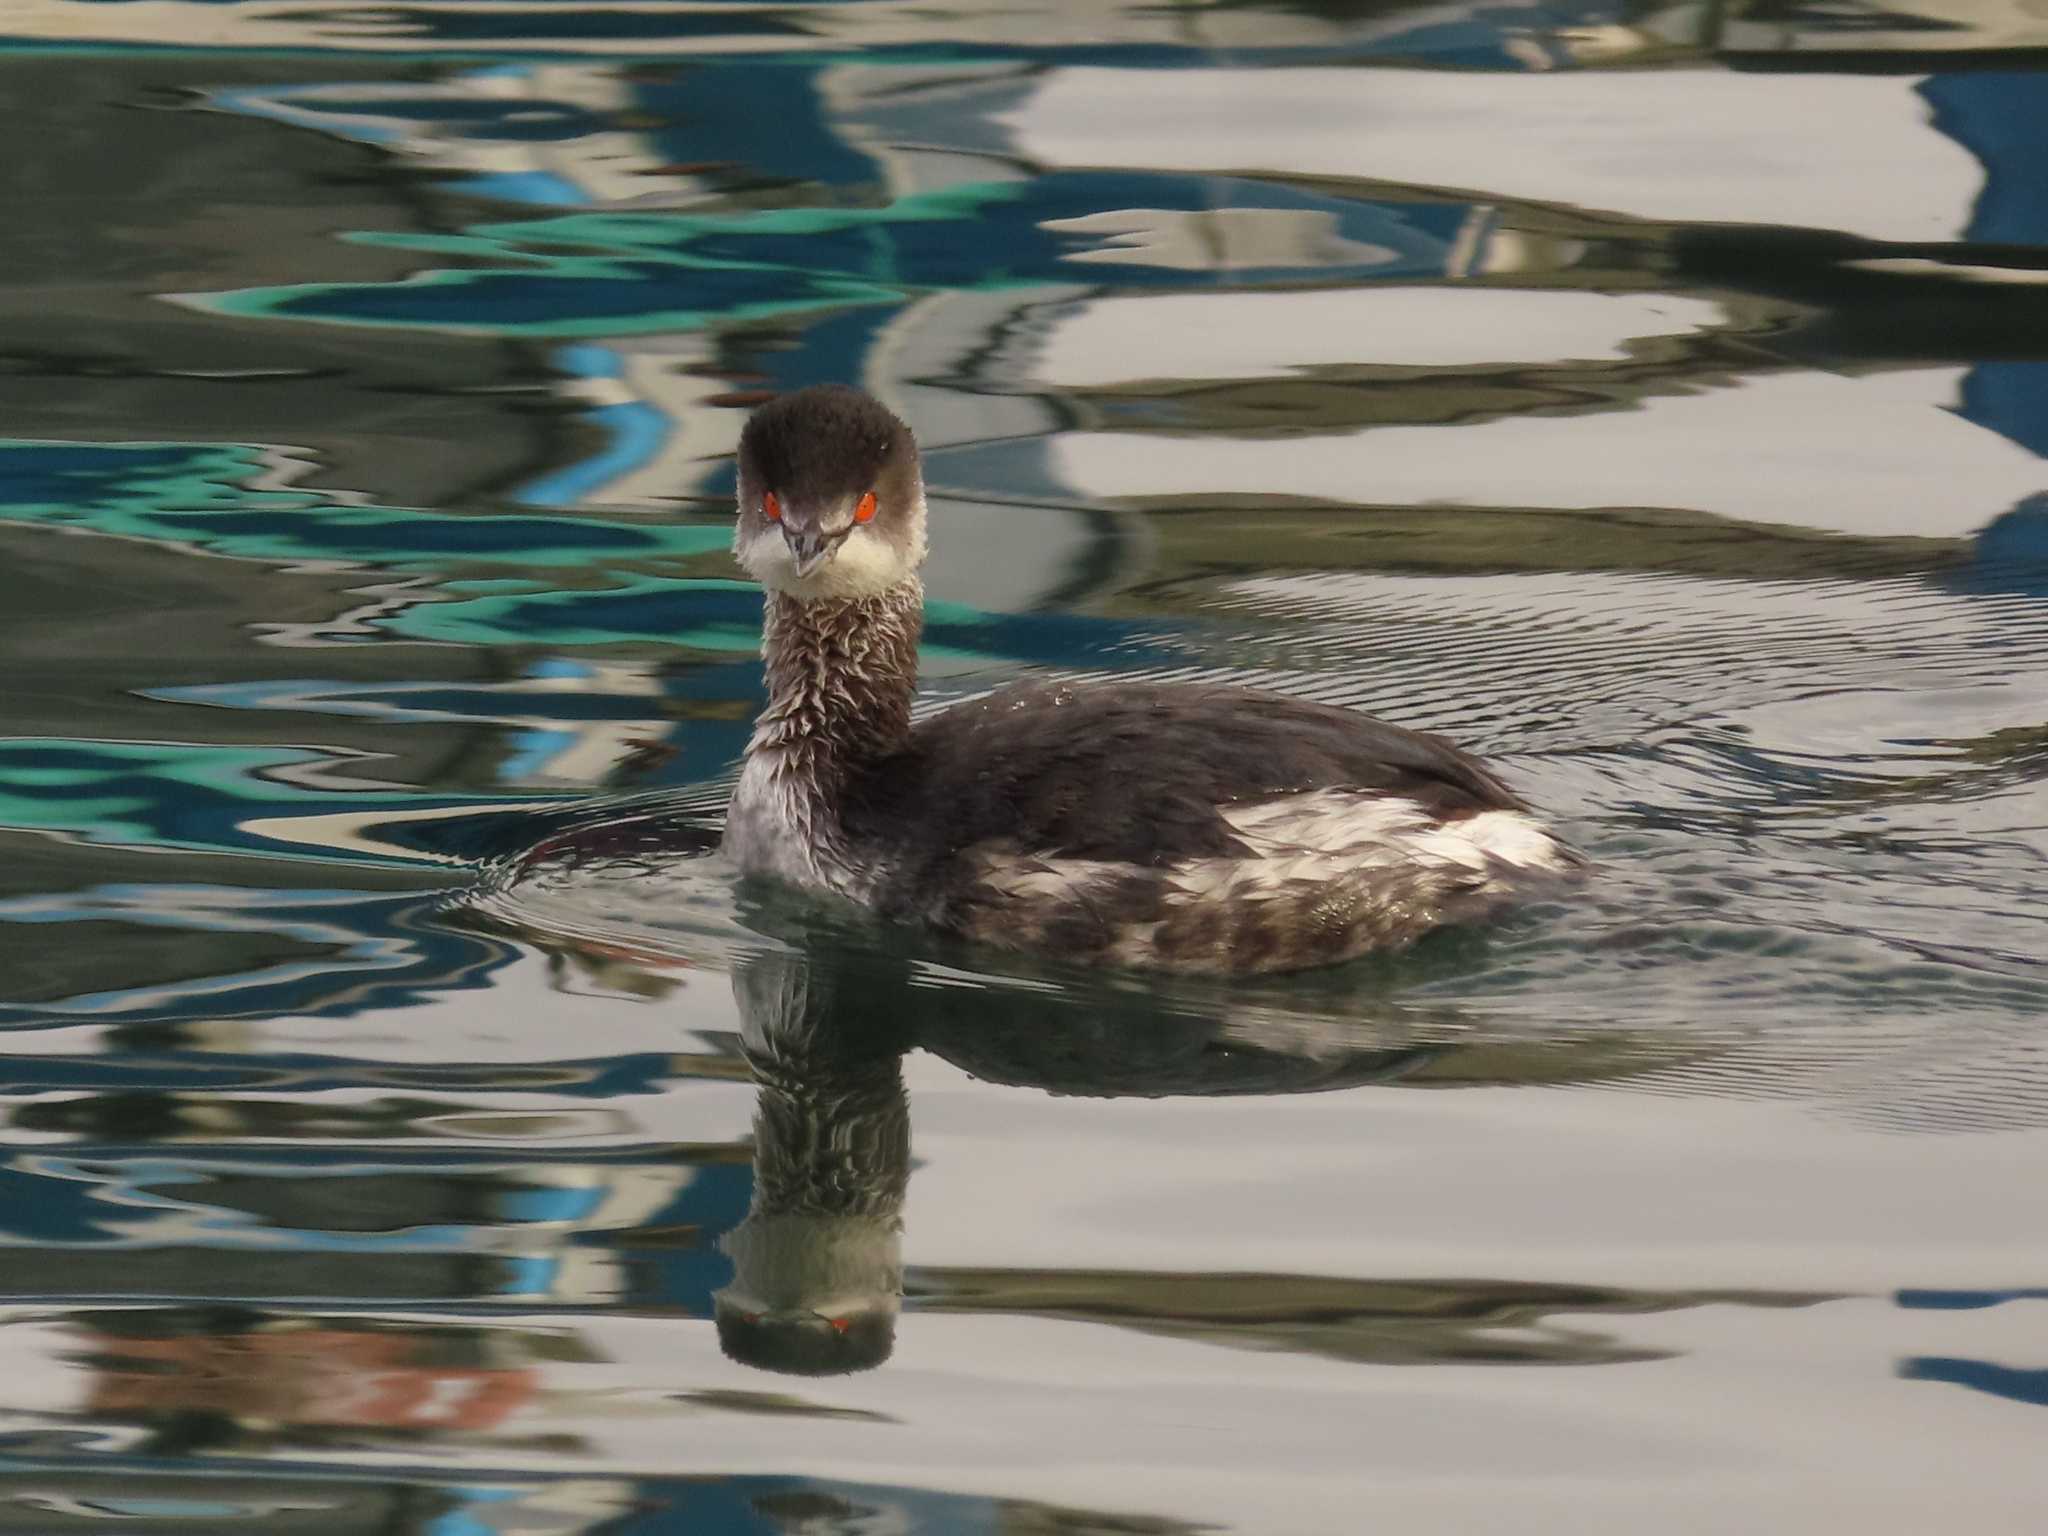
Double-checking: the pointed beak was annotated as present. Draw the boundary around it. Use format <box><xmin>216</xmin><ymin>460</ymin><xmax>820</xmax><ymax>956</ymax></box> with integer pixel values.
<box><xmin>783</xmin><ymin>524</ymin><xmax>834</xmax><ymax>576</ymax></box>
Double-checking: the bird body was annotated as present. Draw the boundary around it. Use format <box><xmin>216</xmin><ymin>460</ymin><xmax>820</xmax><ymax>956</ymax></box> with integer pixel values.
<box><xmin>724</xmin><ymin>386</ymin><xmax>1579</xmax><ymax>973</ymax></box>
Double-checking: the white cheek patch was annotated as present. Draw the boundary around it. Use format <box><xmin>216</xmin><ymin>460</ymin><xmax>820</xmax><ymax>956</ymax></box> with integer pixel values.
<box><xmin>735</xmin><ymin>524</ymin><xmax>800</xmax><ymax>585</ymax></box>
<box><xmin>801</xmin><ymin>529</ymin><xmax>916</xmax><ymax>600</ymax></box>
<box><xmin>736</xmin><ymin>525</ymin><xmax>916</xmax><ymax>601</ymax></box>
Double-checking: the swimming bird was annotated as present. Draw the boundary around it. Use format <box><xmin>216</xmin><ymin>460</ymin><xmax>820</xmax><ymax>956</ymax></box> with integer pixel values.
<box><xmin>723</xmin><ymin>384</ymin><xmax>1581</xmax><ymax>973</ymax></box>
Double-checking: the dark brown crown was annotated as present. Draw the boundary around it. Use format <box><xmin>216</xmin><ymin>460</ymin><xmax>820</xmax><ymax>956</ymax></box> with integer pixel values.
<box><xmin>738</xmin><ymin>385</ymin><xmax>916</xmax><ymax>513</ymax></box>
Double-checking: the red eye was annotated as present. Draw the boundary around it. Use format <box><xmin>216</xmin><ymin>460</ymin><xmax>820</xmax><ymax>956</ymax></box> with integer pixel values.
<box><xmin>763</xmin><ymin>491</ymin><xmax>781</xmax><ymax>522</ymax></box>
<box><xmin>854</xmin><ymin>491</ymin><xmax>877</xmax><ymax>524</ymax></box>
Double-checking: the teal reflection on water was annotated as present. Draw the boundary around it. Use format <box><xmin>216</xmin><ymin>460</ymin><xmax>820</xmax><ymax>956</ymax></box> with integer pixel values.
<box><xmin>191</xmin><ymin>171</ymin><xmax>1450</xmax><ymax>343</ymax></box>
<box><xmin>0</xmin><ymin>441</ymin><xmax>731</xmax><ymax>570</ymax></box>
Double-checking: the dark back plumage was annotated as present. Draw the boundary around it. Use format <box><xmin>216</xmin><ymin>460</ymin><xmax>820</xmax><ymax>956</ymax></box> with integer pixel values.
<box><xmin>848</xmin><ymin>679</ymin><xmax>1523</xmax><ymax>873</ymax></box>
<box><xmin>839</xmin><ymin>679</ymin><xmax>1547</xmax><ymax>970</ymax></box>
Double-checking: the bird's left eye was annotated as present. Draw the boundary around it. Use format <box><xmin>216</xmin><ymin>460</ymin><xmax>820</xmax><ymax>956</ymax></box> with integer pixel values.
<box><xmin>763</xmin><ymin>491</ymin><xmax>782</xmax><ymax>522</ymax></box>
<box><xmin>854</xmin><ymin>491</ymin><xmax>877</xmax><ymax>524</ymax></box>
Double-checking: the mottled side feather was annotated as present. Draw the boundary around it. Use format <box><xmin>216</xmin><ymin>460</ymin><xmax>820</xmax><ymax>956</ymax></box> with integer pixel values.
<box><xmin>836</xmin><ymin>678</ymin><xmax>1570</xmax><ymax>973</ymax></box>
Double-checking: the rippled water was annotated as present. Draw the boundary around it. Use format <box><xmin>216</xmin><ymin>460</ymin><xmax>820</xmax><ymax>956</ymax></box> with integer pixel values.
<box><xmin>2</xmin><ymin>2</ymin><xmax>2046</xmax><ymax>1530</ymax></box>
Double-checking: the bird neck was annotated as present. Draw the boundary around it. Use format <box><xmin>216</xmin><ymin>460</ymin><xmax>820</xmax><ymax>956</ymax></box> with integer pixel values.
<box><xmin>752</xmin><ymin>579</ymin><xmax>922</xmax><ymax>793</ymax></box>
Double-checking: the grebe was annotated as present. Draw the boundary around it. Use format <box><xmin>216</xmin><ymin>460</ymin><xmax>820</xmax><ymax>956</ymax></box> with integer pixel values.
<box><xmin>723</xmin><ymin>385</ymin><xmax>1581</xmax><ymax>973</ymax></box>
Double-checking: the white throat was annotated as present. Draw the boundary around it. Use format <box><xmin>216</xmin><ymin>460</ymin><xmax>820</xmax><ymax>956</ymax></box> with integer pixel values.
<box><xmin>735</xmin><ymin>491</ymin><xmax>927</xmax><ymax>601</ymax></box>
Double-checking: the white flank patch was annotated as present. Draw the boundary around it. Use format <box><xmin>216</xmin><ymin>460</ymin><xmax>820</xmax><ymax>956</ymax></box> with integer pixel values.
<box><xmin>976</xmin><ymin>790</ymin><xmax>1569</xmax><ymax>914</ymax></box>
<box><xmin>1224</xmin><ymin>790</ymin><xmax>1570</xmax><ymax>877</ymax></box>
<box><xmin>1222</xmin><ymin>790</ymin><xmax>1433</xmax><ymax>852</ymax></box>
<box><xmin>1412</xmin><ymin>808</ymin><xmax>1573</xmax><ymax>874</ymax></box>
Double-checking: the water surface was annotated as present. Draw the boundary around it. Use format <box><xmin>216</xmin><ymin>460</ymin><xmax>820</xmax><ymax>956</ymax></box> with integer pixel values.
<box><xmin>1</xmin><ymin>2</ymin><xmax>2045</xmax><ymax>1531</ymax></box>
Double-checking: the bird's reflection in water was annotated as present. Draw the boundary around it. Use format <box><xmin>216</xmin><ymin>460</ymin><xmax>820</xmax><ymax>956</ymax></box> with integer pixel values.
<box><xmin>714</xmin><ymin>952</ymin><xmax>913</xmax><ymax>1376</ymax></box>
<box><xmin>712</xmin><ymin>944</ymin><xmax>1450</xmax><ymax>1377</ymax></box>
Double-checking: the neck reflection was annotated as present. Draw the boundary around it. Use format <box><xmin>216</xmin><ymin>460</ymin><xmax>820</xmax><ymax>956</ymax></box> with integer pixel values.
<box><xmin>715</xmin><ymin>952</ymin><xmax>912</xmax><ymax>1376</ymax></box>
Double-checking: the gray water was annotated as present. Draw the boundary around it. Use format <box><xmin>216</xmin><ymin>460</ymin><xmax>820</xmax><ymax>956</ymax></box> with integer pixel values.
<box><xmin>0</xmin><ymin>3</ymin><xmax>2045</xmax><ymax>1532</ymax></box>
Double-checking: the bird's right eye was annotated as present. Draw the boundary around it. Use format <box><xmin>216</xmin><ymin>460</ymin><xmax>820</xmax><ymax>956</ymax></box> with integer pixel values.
<box><xmin>763</xmin><ymin>491</ymin><xmax>781</xmax><ymax>522</ymax></box>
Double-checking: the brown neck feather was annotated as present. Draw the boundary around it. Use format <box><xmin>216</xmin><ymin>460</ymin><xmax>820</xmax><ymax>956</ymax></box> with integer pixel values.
<box><xmin>754</xmin><ymin>580</ymin><xmax>922</xmax><ymax>795</ymax></box>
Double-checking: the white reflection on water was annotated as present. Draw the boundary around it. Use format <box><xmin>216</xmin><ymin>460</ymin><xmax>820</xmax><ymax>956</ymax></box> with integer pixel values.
<box><xmin>1003</xmin><ymin>68</ymin><xmax>1984</xmax><ymax>243</ymax></box>
<box><xmin>1031</xmin><ymin>288</ymin><xmax>1731</xmax><ymax>382</ymax></box>
<box><xmin>1054</xmin><ymin>368</ymin><xmax>2048</xmax><ymax>537</ymax></box>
